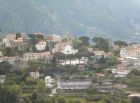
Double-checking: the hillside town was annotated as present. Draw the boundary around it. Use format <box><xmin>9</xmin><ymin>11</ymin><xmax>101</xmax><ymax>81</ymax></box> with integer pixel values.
<box><xmin>0</xmin><ymin>32</ymin><xmax>140</xmax><ymax>103</ymax></box>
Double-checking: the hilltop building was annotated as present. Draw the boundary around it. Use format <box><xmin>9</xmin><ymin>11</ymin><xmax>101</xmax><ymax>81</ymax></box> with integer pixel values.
<box><xmin>35</xmin><ymin>41</ymin><xmax>47</xmax><ymax>51</ymax></box>
<box><xmin>61</xmin><ymin>44</ymin><xmax>78</xmax><ymax>55</ymax></box>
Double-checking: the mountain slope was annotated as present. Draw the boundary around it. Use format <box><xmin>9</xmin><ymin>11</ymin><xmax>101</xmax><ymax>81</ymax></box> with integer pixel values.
<box><xmin>0</xmin><ymin>0</ymin><xmax>140</xmax><ymax>41</ymax></box>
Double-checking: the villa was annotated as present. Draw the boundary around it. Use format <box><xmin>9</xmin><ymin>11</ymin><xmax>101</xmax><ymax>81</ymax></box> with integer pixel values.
<box><xmin>45</xmin><ymin>76</ymin><xmax>54</xmax><ymax>88</ymax></box>
<box><xmin>30</xmin><ymin>71</ymin><xmax>40</xmax><ymax>79</ymax></box>
<box><xmin>61</xmin><ymin>44</ymin><xmax>78</xmax><ymax>55</ymax></box>
<box><xmin>35</xmin><ymin>41</ymin><xmax>47</xmax><ymax>51</ymax></box>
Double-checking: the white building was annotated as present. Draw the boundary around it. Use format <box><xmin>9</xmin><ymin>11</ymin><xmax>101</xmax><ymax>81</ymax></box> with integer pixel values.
<box><xmin>45</xmin><ymin>76</ymin><xmax>54</xmax><ymax>88</ymax></box>
<box><xmin>60</xmin><ymin>58</ymin><xmax>88</xmax><ymax>65</ymax></box>
<box><xmin>111</xmin><ymin>69</ymin><xmax>130</xmax><ymax>78</ymax></box>
<box><xmin>120</xmin><ymin>48</ymin><xmax>128</xmax><ymax>58</ymax></box>
<box><xmin>59</xmin><ymin>79</ymin><xmax>92</xmax><ymax>90</ymax></box>
<box><xmin>2</xmin><ymin>38</ymin><xmax>11</xmax><ymax>47</ymax></box>
<box><xmin>30</xmin><ymin>72</ymin><xmax>40</xmax><ymax>79</ymax></box>
<box><xmin>35</xmin><ymin>41</ymin><xmax>47</xmax><ymax>51</ymax></box>
<box><xmin>0</xmin><ymin>75</ymin><xmax>6</xmax><ymax>84</ymax></box>
<box><xmin>61</xmin><ymin>44</ymin><xmax>78</xmax><ymax>55</ymax></box>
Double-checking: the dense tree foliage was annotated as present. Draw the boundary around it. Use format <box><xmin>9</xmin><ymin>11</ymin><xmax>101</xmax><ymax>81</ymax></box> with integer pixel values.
<box><xmin>3</xmin><ymin>47</ymin><xmax>16</xmax><ymax>56</ymax></box>
<box><xmin>92</xmin><ymin>37</ymin><xmax>109</xmax><ymax>52</ymax></box>
<box><xmin>0</xmin><ymin>61</ymin><xmax>12</xmax><ymax>75</ymax></box>
<box><xmin>114</xmin><ymin>40</ymin><xmax>128</xmax><ymax>48</ymax></box>
<box><xmin>131</xmin><ymin>97</ymin><xmax>140</xmax><ymax>103</ymax></box>
<box><xmin>0</xmin><ymin>84</ymin><xmax>20</xmax><ymax>103</ymax></box>
<box><xmin>16</xmin><ymin>32</ymin><xmax>21</xmax><ymax>40</ymax></box>
<box><xmin>79</xmin><ymin>36</ymin><xmax>90</xmax><ymax>46</ymax></box>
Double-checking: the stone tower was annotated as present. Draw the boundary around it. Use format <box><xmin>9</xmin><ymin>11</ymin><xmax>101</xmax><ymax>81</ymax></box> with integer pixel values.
<box><xmin>66</xmin><ymin>32</ymin><xmax>73</xmax><ymax>46</ymax></box>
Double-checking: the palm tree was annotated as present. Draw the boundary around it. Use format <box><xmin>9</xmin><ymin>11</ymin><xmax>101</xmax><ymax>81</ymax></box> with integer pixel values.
<box><xmin>75</xmin><ymin>52</ymin><xmax>82</xmax><ymax>64</ymax></box>
<box><xmin>68</xmin><ymin>54</ymin><xmax>74</xmax><ymax>65</ymax></box>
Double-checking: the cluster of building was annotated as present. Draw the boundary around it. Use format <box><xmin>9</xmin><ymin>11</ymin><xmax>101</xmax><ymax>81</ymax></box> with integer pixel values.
<box><xmin>120</xmin><ymin>44</ymin><xmax>140</xmax><ymax>68</ymax></box>
<box><xmin>0</xmin><ymin>33</ymin><xmax>116</xmax><ymax>66</ymax></box>
<box><xmin>29</xmin><ymin>71</ymin><xmax>55</xmax><ymax>88</ymax></box>
<box><xmin>1</xmin><ymin>33</ymin><xmax>137</xmax><ymax>95</ymax></box>
<box><xmin>0</xmin><ymin>33</ymin><xmax>78</xmax><ymax>64</ymax></box>
<box><xmin>120</xmin><ymin>44</ymin><xmax>140</xmax><ymax>59</ymax></box>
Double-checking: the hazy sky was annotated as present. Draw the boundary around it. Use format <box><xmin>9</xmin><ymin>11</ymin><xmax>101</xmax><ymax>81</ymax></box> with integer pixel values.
<box><xmin>133</xmin><ymin>0</ymin><xmax>140</xmax><ymax>4</ymax></box>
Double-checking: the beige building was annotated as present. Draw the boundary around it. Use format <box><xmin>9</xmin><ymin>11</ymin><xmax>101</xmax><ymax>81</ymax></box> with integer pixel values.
<box><xmin>23</xmin><ymin>52</ymin><xmax>52</xmax><ymax>61</ymax></box>
<box><xmin>47</xmin><ymin>34</ymin><xmax>62</xmax><ymax>42</ymax></box>
<box><xmin>120</xmin><ymin>44</ymin><xmax>140</xmax><ymax>58</ymax></box>
<box><xmin>3</xmin><ymin>56</ymin><xmax>20</xmax><ymax>64</ymax></box>
<box><xmin>93</xmin><ymin>50</ymin><xmax>106</xmax><ymax>59</ymax></box>
<box><xmin>3</xmin><ymin>33</ymin><xmax>28</xmax><ymax>48</ymax></box>
<box><xmin>30</xmin><ymin>71</ymin><xmax>40</xmax><ymax>79</ymax></box>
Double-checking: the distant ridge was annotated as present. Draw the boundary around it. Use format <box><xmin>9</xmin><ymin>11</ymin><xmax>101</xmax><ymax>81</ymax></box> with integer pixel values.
<box><xmin>0</xmin><ymin>0</ymin><xmax>140</xmax><ymax>41</ymax></box>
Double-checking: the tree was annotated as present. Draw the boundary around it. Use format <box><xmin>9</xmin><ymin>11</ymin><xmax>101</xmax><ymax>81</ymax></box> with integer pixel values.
<box><xmin>78</xmin><ymin>45</ymin><xmax>88</xmax><ymax>52</ymax></box>
<box><xmin>18</xmin><ymin>98</ymin><xmax>25</xmax><ymax>103</ymax></box>
<box><xmin>31</xmin><ymin>91</ymin><xmax>38</xmax><ymax>103</ymax></box>
<box><xmin>16</xmin><ymin>32</ymin><xmax>21</xmax><ymax>40</ymax></box>
<box><xmin>129</xmin><ymin>69</ymin><xmax>140</xmax><ymax>76</ymax></box>
<box><xmin>79</xmin><ymin>36</ymin><xmax>90</xmax><ymax>46</ymax></box>
<box><xmin>0</xmin><ymin>84</ymin><xmax>20</xmax><ymax>103</ymax></box>
<box><xmin>37</xmin><ymin>80</ymin><xmax>45</xmax><ymax>93</ymax></box>
<box><xmin>57</xmin><ymin>96</ymin><xmax>65</xmax><ymax>103</ymax></box>
<box><xmin>45</xmin><ymin>97</ymin><xmax>55</xmax><ymax>103</ymax></box>
<box><xmin>0</xmin><ymin>61</ymin><xmax>12</xmax><ymax>75</ymax></box>
<box><xmin>131</xmin><ymin>97</ymin><xmax>140</xmax><ymax>103</ymax></box>
<box><xmin>98</xmin><ymin>55</ymin><xmax>106</xmax><ymax>64</ymax></box>
<box><xmin>114</xmin><ymin>40</ymin><xmax>128</xmax><ymax>48</ymax></box>
<box><xmin>54</xmin><ymin>52</ymin><xmax>66</xmax><ymax>65</ymax></box>
<box><xmin>106</xmin><ymin>56</ymin><xmax>117</xmax><ymax>66</ymax></box>
<box><xmin>92</xmin><ymin>37</ymin><xmax>109</xmax><ymax>52</ymax></box>
<box><xmin>3</xmin><ymin>47</ymin><xmax>16</xmax><ymax>56</ymax></box>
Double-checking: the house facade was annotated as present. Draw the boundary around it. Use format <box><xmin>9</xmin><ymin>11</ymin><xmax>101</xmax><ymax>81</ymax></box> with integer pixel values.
<box><xmin>35</xmin><ymin>41</ymin><xmax>47</xmax><ymax>51</ymax></box>
<box><xmin>3</xmin><ymin>56</ymin><xmax>20</xmax><ymax>64</ymax></box>
<box><xmin>2</xmin><ymin>33</ymin><xmax>29</xmax><ymax>48</ymax></box>
<box><xmin>23</xmin><ymin>52</ymin><xmax>52</xmax><ymax>61</ymax></box>
<box><xmin>45</xmin><ymin>76</ymin><xmax>54</xmax><ymax>88</ymax></box>
<box><xmin>93</xmin><ymin>50</ymin><xmax>106</xmax><ymax>59</ymax></box>
<box><xmin>120</xmin><ymin>44</ymin><xmax>140</xmax><ymax>58</ymax></box>
<box><xmin>30</xmin><ymin>72</ymin><xmax>40</xmax><ymax>79</ymax></box>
